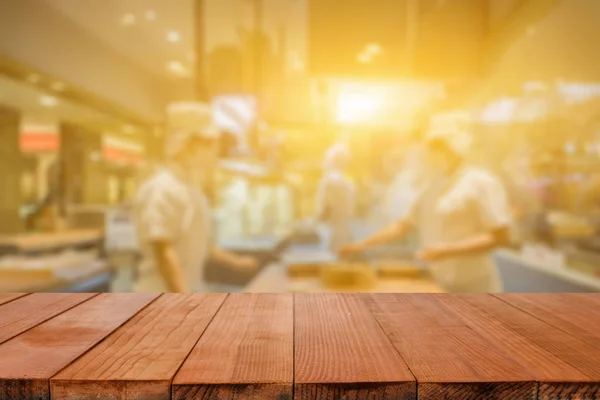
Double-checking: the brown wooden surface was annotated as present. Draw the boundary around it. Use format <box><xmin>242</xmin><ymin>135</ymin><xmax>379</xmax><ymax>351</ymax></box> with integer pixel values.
<box><xmin>0</xmin><ymin>293</ymin><xmax>158</xmax><ymax>400</ymax></box>
<box><xmin>0</xmin><ymin>292</ymin><xmax>96</xmax><ymax>345</ymax></box>
<box><xmin>464</xmin><ymin>294</ymin><xmax>600</xmax><ymax>400</ymax></box>
<box><xmin>495</xmin><ymin>293</ymin><xmax>600</xmax><ymax>349</ymax></box>
<box><xmin>172</xmin><ymin>294</ymin><xmax>293</xmax><ymax>400</ymax></box>
<box><xmin>0</xmin><ymin>293</ymin><xmax>27</xmax><ymax>306</ymax></box>
<box><xmin>364</xmin><ymin>294</ymin><xmax>539</xmax><ymax>400</ymax></box>
<box><xmin>52</xmin><ymin>293</ymin><xmax>227</xmax><ymax>400</ymax></box>
<box><xmin>0</xmin><ymin>293</ymin><xmax>599</xmax><ymax>399</ymax></box>
<box><xmin>294</xmin><ymin>293</ymin><xmax>415</xmax><ymax>400</ymax></box>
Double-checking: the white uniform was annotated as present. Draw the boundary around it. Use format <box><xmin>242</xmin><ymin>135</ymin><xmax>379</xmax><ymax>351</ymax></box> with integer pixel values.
<box><xmin>133</xmin><ymin>166</ymin><xmax>211</xmax><ymax>293</ymax></box>
<box><xmin>405</xmin><ymin>166</ymin><xmax>511</xmax><ymax>292</ymax></box>
<box><xmin>317</xmin><ymin>170</ymin><xmax>355</xmax><ymax>251</ymax></box>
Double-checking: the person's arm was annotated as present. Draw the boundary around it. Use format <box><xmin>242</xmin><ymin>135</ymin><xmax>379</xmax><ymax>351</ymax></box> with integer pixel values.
<box><xmin>151</xmin><ymin>240</ymin><xmax>188</xmax><ymax>293</ymax></box>
<box><xmin>339</xmin><ymin>219</ymin><xmax>412</xmax><ymax>256</ymax></box>
<box><xmin>419</xmin><ymin>172</ymin><xmax>513</xmax><ymax>263</ymax></box>
<box><xmin>210</xmin><ymin>247</ymin><xmax>258</xmax><ymax>271</ymax></box>
<box><xmin>418</xmin><ymin>227</ymin><xmax>509</xmax><ymax>262</ymax></box>
<box><xmin>137</xmin><ymin>184</ymin><xmax>188</xmax><ymax>292</ymax></box>
<box><xmin>315</xmin><ymin>176</ymin><xmax>330</xmax><ymax>221</ymax></box>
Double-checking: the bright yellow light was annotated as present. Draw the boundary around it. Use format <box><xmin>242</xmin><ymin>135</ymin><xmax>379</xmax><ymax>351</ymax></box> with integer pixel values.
<box><xmin>336</xmin><ymin>87</ymin><xmax>385</xmax><ymax>125</ymax></box>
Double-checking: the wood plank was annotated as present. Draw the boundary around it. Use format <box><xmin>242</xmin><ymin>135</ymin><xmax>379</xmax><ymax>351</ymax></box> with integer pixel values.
<box><xmin>0</xmin><ymin>292</ymin><xmax>97</xmax><ymax>344</ymax></box>
<box><xmin>459</xmin><ymin>294</ymin><xmax>600</xmax><ymax>400</ymax></box>
<box><xmin>294</xmin><ymin>293</ymin><xmax>415</xmax><ymax>400</ymax></box>
<box><xmin>362</xmin><ymin>294</ymin><xmax>538</xmax><ymax>400</ymax></box>
<box><xmin>0</xmin><ymin>293</ymin><xmax>158</xmax><ymax>400</ymax></box>
<box><xmin>51</xmin><ymin>293</ymin><xmax>228</xmax><ymax>400</ymax></box>
<box><xmin>172</xmin><ymin>294</ymin><xmax>293</xmax><ymax>400</ymax></box>
<box><xmin>494</xmin><ymin>293</ymin><xmax>600</xmax><ymax>349</ymax></box>
<box><xmin>0</xmin><ymin>293</ymin><xmax>28</xmax><ymax>306</ymax></box>
<box><xmin>409</xmin><ymin>294</ymin><xmax>598</xmax><ymax>397</ymax></box>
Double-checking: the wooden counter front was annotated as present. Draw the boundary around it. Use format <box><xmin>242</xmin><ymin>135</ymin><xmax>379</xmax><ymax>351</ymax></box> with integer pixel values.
<box><xmin>0</xmin><ymin>293</ymin><xmax>599</xmax><ymax>399</ymax></box>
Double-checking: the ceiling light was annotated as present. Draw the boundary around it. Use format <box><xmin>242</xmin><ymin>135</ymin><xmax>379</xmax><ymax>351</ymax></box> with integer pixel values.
<box><xmin>121</xmin><ymin>13</ymin><xmax>136</xmax><ymax>26</ymax></box>
<box><xmin>356</xmin><ymin>52</ymin><xmax>372</xmax><ymax>65</ymax></box>
<box><xmin>40</xmin><ymin>95</ymin><xmax>58</xmax><ymax>107</ymax></box>
<box><xmin>123</xmin><ymin>125</ymin><xmax>136</xmax><ymax>135</ymax></box>
<box><xmin>167</xmin><ymin>61</ymin><xmax>190</xmax><ymax>77</ymax></box>
<box><xmin>27</xmin><ymin>74</ymin><xmax>41</xmax><ymax>84</ymax></box>
<box><xmin>51</xmin><ymin>81</ymin><xmax>66</xmax><ymax>92</ymax></box>
<box><xmin>365</xmin><ymin>43</ymin><xmax>383</xmax><ymax>56</ymax></box>
<box><xmin>145</xmin><ymin>10</ymin><xmax>156</xmax><ymax>21</ymax></box>
<box><xmin>167</xmin><ymin>31</ymin><xmax>181</xmax><ymax>42</ymax></box>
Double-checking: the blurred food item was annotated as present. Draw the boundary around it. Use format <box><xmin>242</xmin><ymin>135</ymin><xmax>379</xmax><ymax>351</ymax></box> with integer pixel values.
<box><xmin>376</xmin><ymin>262</ymin><xmax>423</xmax><ymax>279</ymax></box>
<box><xmin>287</xmin><ymin>263</ymin><xmax>321</xmax><ymax>278</ymax></box>
<box><xmin>320</xmin><ymin>263</ymin><xmax>377</xmax><ymax>290</ymax></box>
<box><xmin>548</xmin><ymin>211</ymin><xmax>595</xmax><ymax>239</ymax></box>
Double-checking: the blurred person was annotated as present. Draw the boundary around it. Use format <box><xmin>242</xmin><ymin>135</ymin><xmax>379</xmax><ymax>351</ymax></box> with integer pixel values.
<box><xmin>133</xmin><ymin>102</ymin><xmax>257</xmax><ymax>293</ymax></box>
<box><xmin>24</xmin><ymin>162</ymin><xmax>67</xmax><ymax>232</ymax></box>
<box><xmin>340</xmin><ymin>112</ymin><xmax>512</xmax><ymax>292</ymax></box>
<box><xmin>316</xmin><ymin>142</ymin><xmax>355</xmax><ymax>251</ymax></box>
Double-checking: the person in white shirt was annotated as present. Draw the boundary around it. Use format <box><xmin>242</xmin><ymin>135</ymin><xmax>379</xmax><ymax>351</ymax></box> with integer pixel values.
<box><xmin>133</xmin><ymin>102</ymin><xmax>257</xmax><ymax>293</ymax></box>
<box><xmin>316</xmin><ymin>143</ymin><xmax>356</xmax><ymax>251</ymax></box>
<box><xmin>340</xmin><ymin>112</ymin><xmax>512</xmax><ymax>292</ymax></box>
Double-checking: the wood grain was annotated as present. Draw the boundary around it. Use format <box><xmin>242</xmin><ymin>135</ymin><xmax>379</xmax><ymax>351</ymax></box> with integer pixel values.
<box><xmin>51</xmin><ymin>293</ymin><xmax>227</xmax><ymax>400</ymax></box>
<box><xmin>0</xmin><ymin>293</ymin><xmax>27</xmax><ymax>306</ymax></box>
<box><xmin>494</xmin><ymin>293</ymin><xmax>600</xmax><ymax>349</ymax></box>
<box><xmin>362</xmin><ymin>294</ymin><xmax>538</xmax><ymax>400</ymax></box>
<box><xmin>172</xmin><ymin>294</ymin><xmax>293</xmax><ymax>400</ymax></box>
<box><xmin>0</xmin><ymin>292</ymin><xmax>96</xmax><ymax>344</ymax></box>
<box><xmin>0</xmin><ymin>293</ymin><xmax>158</xmax><ymax>400</ymax></box>
<box><xmin>459</xmin><ymin>294</ymin><xmax>600</xmax><ymax>400</ymax></box>
<box><xmin>294</xmin><ymin>293</ymin><xmax>415</xmax><ymax>400</ymax></box>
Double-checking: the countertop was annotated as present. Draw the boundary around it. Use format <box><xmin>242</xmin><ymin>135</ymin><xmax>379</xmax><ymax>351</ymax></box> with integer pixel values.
<box><xmin>1</xmin><ymin>293</ymin><xmax>599</xmax><ymax>399</ymax></box>
<box><xmin>244</xmin><ymin>263</ymin><xmax>443</xmax><ymax>293</ymax></box>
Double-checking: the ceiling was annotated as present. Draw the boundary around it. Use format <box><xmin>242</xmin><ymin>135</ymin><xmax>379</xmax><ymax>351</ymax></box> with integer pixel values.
<box><xmin>0</xmin><ymin>74</ymin><xmax>148</xmax><ymax>137</ymax></box>
<box><xmin>42</xmin><ymin>0</ymin><xmax>196</xmax><ymax>79</ymax></box>
<box><xmin>482</xmin><ymin>0</ymin><xmax>600</xmax><ymax>97</ymax></box>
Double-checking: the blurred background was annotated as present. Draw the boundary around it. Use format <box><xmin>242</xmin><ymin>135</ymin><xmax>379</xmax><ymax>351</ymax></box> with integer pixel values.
<box><xmin>1</xmin><ymin>0</ymin><xmax>600</xmax><ymax>294</ymax></box>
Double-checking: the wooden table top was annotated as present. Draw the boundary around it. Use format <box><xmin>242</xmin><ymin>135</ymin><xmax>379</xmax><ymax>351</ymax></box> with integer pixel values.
<box><xmin>245</xmin><ymin>263</ymin><xmax>444</xmax><ymax>293</ymax></box>
<box><xmin>0</xmin><ymin>293</ymin><xmax>599</xmax><ymax>400</ymax></box>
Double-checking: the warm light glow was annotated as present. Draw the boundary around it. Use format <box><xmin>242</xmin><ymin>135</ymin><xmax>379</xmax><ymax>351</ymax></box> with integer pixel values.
<box><xmin>356</xmin><ymin>52</ymin><xmax>372</xmax><ymax>64</ymax></box>
<box><xmin>167</xmin><ymin>61</ymin><xmax>190</xmax><ymax>77</ymax></box>
<box><xmin>365</xmin><ymin>43</ymin><xmax>383</xmax><ymax>56</ymax></box>
<box><xmin>145</xmin><ymin>10</ymin><xmax>157</xmax><ymax>21</ymax></box>
<box><xmin>121</xmin><ymin>13</ymin><xmax>136</xmax><ymax>26</ymax></box>
<box><xmin>40</xmin><ymin>95</ymin><xmax>58</xmax><ymax>107</ymax></box>
<box><xmin>336</xmin><ymin>87</ymin><xmax>384</xmax><ymax>125</ymax></box>
<box><xmin>167</xmin><ymin>31</ymin><xmax>181</xmax><ymax>43</ymax></box>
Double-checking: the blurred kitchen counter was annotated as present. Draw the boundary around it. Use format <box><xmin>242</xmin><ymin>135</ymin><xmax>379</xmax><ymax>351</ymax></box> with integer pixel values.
<box><xmin>0</xmin><ymin>229</ymin><xmax>102</xmax><ymax>255</ymax></box>
<box><xmin>244</xmin><ymin>263</ymin><xmax>443</xmax><ymax>293</ymax></box>
<box><xmin>0</xmin><ymin>260</ymin><xmax>114</xmax><ymax>293</ymax></box>
<box><xmin>495</xmin><ymin>248</ymin><xmax>600</xmax><ymax>293</ymax></box>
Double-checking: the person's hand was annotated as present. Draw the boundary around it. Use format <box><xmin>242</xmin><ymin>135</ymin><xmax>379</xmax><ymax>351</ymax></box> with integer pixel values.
<box><xmin>338</xmin><ymin>243</ymin><xmax>364</xmax><ymax>259</ymax></box>
<box><xmin>417</xmin><ymin>243</ymin><xmax>454</xmax><ymax>263</ymax></box>
<box><xmin>233</xmin><ymin>255</ymin><xmax>259</xmax><ymax>272</ymax></box>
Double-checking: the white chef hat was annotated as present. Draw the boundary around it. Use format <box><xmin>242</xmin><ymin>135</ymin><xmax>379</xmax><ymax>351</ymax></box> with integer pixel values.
<box><xmin>165</xmin><ymin>101</ymin><xmax>220</xmax><ymax>158</ymax></box>
<box><xmin>426</xmin><ymin>111</ymin><xmax>473</xmax><ymax>157</ymax></box>
<box><xmin>323</xmin><ymin>142</ymin><xmax>350</xmax><ymax>170</ymax></box>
